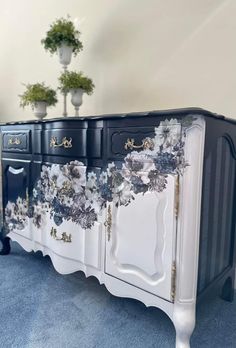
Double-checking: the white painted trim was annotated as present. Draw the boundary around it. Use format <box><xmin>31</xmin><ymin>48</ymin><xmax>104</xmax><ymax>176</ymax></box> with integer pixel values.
<box><xmin>173</xmin><ymin>117</ymin><xmax>206</xmax><ymax>347</ymax></box>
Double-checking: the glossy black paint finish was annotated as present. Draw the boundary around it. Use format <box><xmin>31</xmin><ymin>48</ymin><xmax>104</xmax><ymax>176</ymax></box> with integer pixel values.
<box><xmin>0</xmin><ymin>108</ymin><xmax>235</xmax><ymax>303</ymax></box>
<box><xmin>197</xmin><ymin>117</ymin><xmax>236</xmax><ymax>302</ymax></box>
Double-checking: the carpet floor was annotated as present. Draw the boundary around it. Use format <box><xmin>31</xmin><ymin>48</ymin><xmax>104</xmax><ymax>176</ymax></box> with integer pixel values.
<box><xmin>0</xmin><ymin>242</ymin><xmax>235</xmax><ymax>348</ymax></box>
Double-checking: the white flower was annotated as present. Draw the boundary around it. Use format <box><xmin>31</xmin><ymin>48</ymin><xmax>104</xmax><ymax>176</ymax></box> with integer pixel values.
<box><xmin>99</xmin><ymin>172</ymin><xmax>108</xmax><ymax>184</ymax></box>
<box><xmin>107</xmin><ymin>162</ymin><xmax>116</xmax><ymax>177</ymax></box>
<box><xmin>113</xmin><ymin>180</ymin><xmax>133</xmax><ymax>206</ymax></box>
<box><xmin>71</xmin><ymin>166</ymin><xmax>86</xmax><ymax>192</ymax></box>
<box><xmin>154</xmin><ymin>119</ymin><xmax>181</xmax><ymax>151</ymax></box>
<box><xmin>87</xmin><ymin>172</ymin><xmax>97</xmax><ymax>189</ymax></box>
<box><xmin>56</xmin><ymin>172</ymin><xmax>68</xmax><ymax>189</ymax></box>
<box><xmin>66</xmin><ymin>197</ymin><xmax>74</xmax><ymax>207</ymax></box>
<box><xmin>16</xmin><ymin>197</ymin><xmax>23</xmax><ymax>206</ymax></box>
<box><xmin>8</xmin><ymin>223</ymin><xmax>14</xmax><ymax>231</ymax></box>
<box><xmin>87</xmin><ymin>172</ymin><xmax>97</xmax><ymax>181</ymax></box>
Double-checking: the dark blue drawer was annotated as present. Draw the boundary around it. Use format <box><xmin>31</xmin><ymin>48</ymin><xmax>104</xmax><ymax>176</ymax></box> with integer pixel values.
<box><xmin>2</xmin><ymin>130</ymin><xmax>31</xmax><ymax>153</ymax></box>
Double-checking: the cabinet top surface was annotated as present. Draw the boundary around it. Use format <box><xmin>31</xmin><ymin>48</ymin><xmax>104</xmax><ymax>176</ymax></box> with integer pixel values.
<box><xmin>1</xmin><ymin>107</ymin><xmax>235</xmax><ymax>126</ymax></box>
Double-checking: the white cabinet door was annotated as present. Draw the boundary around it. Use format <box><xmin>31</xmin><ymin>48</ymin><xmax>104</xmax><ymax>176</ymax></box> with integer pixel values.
<box><xmin>105</xmin><ymin>174</ymin><xmax>177</xmax><ymax>301</ymax></box>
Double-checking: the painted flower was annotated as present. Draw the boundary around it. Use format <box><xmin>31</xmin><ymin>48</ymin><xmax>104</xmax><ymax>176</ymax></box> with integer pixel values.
<box><xmin>5</xmin><ymin>117</ymin><xmax>191</xmax><ymax>232</ymax></box>
<box><xmin>99</xmin><ymin>172</ymin><xmax>108</xmax><ymax>184</ymax></box>
<box><xmin>71</xmin><ymin>205</ymin><xmax>97</xmax><ymax>229</ymax></box>
<box><xmin>130</xmin><ymin>175</ymin><xmax>149</xmax><ymax>194</ymax></box>
<box><xmin>154</xmin><ymin>119</ymin><xmax>181</xmax><ymax>151</ymax></box>
<box><xmin>148</xmin><ymin>170</ymin><xmax>168</xmax><ymax>192</ymax></box>
<box><xmin>122</xmin><ymin>152</ymin><xmax>155</xmax><ymax>174</ymax></box>
<box><xmin>113</xmin><ymin>180</ymin><xmax>134</xmax><ymax>206</ymax></box>
<box><xmin>62</xmin><ymin>161</ymin><xmax>86</xmax><ymax>191</ymax></box>
<box><xmin>107</xmin><ymin>162</ymin><xmax>116</xmax><ymax>177</ymax></box>
<box><xmin>154</xmin><ymin>152</ymin><xmax>177</xmax><ymax>174</ymax></box>
<box><xmin>87</xmin><ymin>171</ymin><xmax>97</xmax><ymax>189</ymax></box>
<box><xmin>33</xmin><ymin>188</ymin><xmax>38</xmax><ymax>198</ymax></box>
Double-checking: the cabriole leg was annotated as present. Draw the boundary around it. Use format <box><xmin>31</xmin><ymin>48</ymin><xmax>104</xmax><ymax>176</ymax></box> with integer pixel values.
<box><xmin>173</xmin><ymin>303</ymin><xmax>196</xmax><ymax>348</ymax></box>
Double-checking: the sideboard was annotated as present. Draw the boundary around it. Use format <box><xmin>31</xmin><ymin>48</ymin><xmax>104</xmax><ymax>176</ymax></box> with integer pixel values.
<box><xmin>0</xmin><ymin>108</ymin><xmax>235</xmax><ymax>348</ymax></box>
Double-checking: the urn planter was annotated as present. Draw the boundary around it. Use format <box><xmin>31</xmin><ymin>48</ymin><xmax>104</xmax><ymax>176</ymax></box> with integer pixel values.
<box><xmin>70</xmin><ymin>88</ymin><xmax>84</xmax><ymax>116</ymax></box>
<box><xmin>57</xmin><ymin>43</ymin><xmax>73</xmax><ymax>67</ymax></box>
<box><xmin>34</xmin><ymin>101</ymin><xmax>47</xmax><ymax>119</ymax></box>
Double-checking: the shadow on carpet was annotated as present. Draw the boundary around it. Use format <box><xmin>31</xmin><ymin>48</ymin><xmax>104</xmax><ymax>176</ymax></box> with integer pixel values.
<box><xmin>0</xmin><ymin>242</ymin><xmax>235</xmax><ymax>348</ymax></box>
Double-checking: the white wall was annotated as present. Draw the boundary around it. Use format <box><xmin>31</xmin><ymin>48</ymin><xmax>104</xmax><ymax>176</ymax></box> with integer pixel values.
<box><xmin>0</xmin><ymin>0</ymin><xmax>236</xmax><ymax>122</ymax></box>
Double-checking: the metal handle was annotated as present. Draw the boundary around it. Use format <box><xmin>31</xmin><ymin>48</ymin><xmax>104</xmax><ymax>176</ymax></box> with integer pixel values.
<box><xmin>50</xmin><ymin>136</ymin><xmax>72</xmax><ymax>149</ymax></box>
<box><xmin>124</xmin><ymin>137</ymin><xmax>154</xmax><ymax>151</ymax></box>
<box><xmin>8</xmin><ymin>137</ymin><xmax>21</xmax><ymax>145</ymax></box>
<box><xmin>104</xmin><ymin>205</ymin><xmax>112</xmax><ymax>241</ymax></box>
<box><xmin>50</xmin><ymin>227</ymin><xmax>72</xmax><ymax>243</ymax></box>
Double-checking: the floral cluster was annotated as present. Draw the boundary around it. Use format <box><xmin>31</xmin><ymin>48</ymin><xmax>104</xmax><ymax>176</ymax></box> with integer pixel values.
<box><xmin>5</xmin><ymin>197</ymin><xmax>28</xmax><ymax>231</ymax></box>
<box><xmin>5</xmin><ymin>117</ymin><xmax>193</xmax><ymax>231</ymax></box>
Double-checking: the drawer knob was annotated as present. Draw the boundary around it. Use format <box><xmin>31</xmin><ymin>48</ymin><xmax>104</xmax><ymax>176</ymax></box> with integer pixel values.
<box><xmin>50</xmin><ymin>227</ymin><xmax>72</xmax><ymax>243</ymax></box>
<box><xmin>124</xmin><ymin>137</ymin><xmax>154</xmax><ymax>151</ymax></box>
<box><xmin>50</xmin><ymin>136</ymin><xmax>72</xmax><ymax>149</ymax></box>
<box><xmin>8</xmin><ymin>137</ymin><xmax>21</xmax><ymax>145</ymax></box>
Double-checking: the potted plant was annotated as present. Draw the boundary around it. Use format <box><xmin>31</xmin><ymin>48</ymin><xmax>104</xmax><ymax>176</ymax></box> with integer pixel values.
<box><xmin>19</xmin><ymin>83</ymin><xmax>58</xmax><ymax>119</ymax></box>
<box><xmin>58</xmin><ymin>71</ymin><xmax>94</xmax><ymax>116</ymax></box>
<box><xmin>41</xmin><ymin>17</ymin><xmax>83</xmax><ymax>67</ymax></box>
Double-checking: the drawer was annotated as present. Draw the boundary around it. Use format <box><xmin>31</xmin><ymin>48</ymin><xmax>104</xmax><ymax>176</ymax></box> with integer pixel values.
<box><xmin>43</xmin><ymin>128</ymin><xmax>87</xmax><ymax>158</ymax></box>
<box><xmin>107</xmin><ymin>127</ymin><xmax>155</xmax><ymax>159</ymax></box>
<box><xmin>2</xmin><ymin>130</ymin><xmax>31</xmax><ymax>153</ymax></box>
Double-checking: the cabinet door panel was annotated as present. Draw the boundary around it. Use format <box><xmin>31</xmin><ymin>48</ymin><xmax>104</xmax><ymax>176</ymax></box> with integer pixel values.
<box><xmin>3</xmin><ymin>159</ymin><xmax>31</xmax><ymax>239</ymax></box>
<box><xmin>31</xmin><ymin>161</ymin><xmax>103</xmax><ymax>271</ymax></box>
<box><xmin>105</xmin><ymin>174</ymin><xmax>176</xmax><ymax>301</ymax></box>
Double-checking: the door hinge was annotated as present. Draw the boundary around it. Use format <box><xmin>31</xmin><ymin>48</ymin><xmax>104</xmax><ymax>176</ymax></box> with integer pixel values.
<box><xmin>104</xmin><ymin>205</ymin><xmax>112</xmax><ymax>241</ymax></box>
<box><xmin>171</xmin><ymin>261</ymin><xmax>176</xmax><ymax>302</ymax></box>
<box><xmin>175</xmin><ymin>175</ymin><xmax>180</xmax><ymax>218</ymax></box>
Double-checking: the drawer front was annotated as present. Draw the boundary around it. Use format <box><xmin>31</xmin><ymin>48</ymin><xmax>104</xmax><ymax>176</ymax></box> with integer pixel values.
<box><xmin>107</xmin><ymin>127</ymin><xmax>155</xmax><ymax>160</ymax></box>
<box><xmin>43</xmin><ymin>129</ymin><xmax>87</xmax><ymax>157</ymax></box>
<box><xmin>2</xmin><ymin>130</ymin><xmax>31</xmax><ymax>153</ymax></box>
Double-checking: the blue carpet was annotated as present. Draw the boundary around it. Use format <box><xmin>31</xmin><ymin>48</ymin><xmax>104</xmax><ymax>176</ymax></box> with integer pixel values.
<box><xmin>0</xmin><ymin>242</ymin><xmax>235</xmax><ymax>348</ymax></box>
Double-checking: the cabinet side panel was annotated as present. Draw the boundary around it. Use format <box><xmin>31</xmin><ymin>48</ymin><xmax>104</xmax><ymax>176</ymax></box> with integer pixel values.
<box><xmin>198</xmin><ymin>119</ymin><xmax>236</xmax><ymax>293</ymax></box>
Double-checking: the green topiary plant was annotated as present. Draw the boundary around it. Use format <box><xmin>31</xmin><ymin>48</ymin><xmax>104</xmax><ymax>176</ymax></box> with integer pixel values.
<box><xmin>41</xmin><ymin>17</ymin><xmax>83</xmax><ymax>55</ymax></box>
<box><xmin>19</xmin><ymin>83</ymin><xmax>58</xmax><ymax>109</ymax></box>
<box><xmin>58</xmin><ymin>71</ymin><xmax>95</xmax><ymax>95</ymax></box>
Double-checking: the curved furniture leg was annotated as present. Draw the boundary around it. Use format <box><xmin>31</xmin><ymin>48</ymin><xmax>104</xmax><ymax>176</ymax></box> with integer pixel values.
<box><xmin>173</xmin><ymin>303</ymin><xmax>196</xmax><ymax>348</ymax></box>
<box><xmin>0</xmin><ymin>236</ymin><xmax>11</xmax><ymax>255</ymax></box>
<box><xmin>221</xmin><ymin>276</ymin><xmax>235</xmax><ymax>303</ymax></box>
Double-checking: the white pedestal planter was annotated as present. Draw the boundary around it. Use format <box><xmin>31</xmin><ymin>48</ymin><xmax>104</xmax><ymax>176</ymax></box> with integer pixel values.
<box><xmin>57</xmin><ymin>43</ymin><xmax>73</xmax><ymax>67</ymax></box>
<box><xmin>70</xmin><ymin>88</ymin><xmax>84</xmax><ymax>116</ymax></box>
<box><xmin>34</xmin><ymin>101</ymin><xmax>47</xmax><ymax>119</ymax></box>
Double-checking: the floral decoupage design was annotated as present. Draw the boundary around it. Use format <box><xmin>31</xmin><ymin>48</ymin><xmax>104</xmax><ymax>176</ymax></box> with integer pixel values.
<box><xmin>5</xmin><ymin>117</ymin><xmax>194</xmax><ymax>232</ymax></box>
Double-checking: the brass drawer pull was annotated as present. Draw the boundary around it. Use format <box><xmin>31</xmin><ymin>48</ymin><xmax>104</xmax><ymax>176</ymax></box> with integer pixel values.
<box><xmin>8</xmin><ymin>137</ymin><xmax>21</xmax><ymax>145</ymax></box>
<box><xmin>104</xmin><ymin>205</ymin><xmax>112</xmax><ymax>241</ymax></box>
<box><xmin>124</xmin><ymin>137</ymin><xmax>154</xmax><ymax>151</ymax></box>
<box><xmin>50</xmin><ymin>227</ymin><xmax>72</xmax><ymax>243</ymax></box>
<box><xmin>50</xmin><ymin>136</ymin><xmax>72</xmax><ymax>148</ymax></box>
